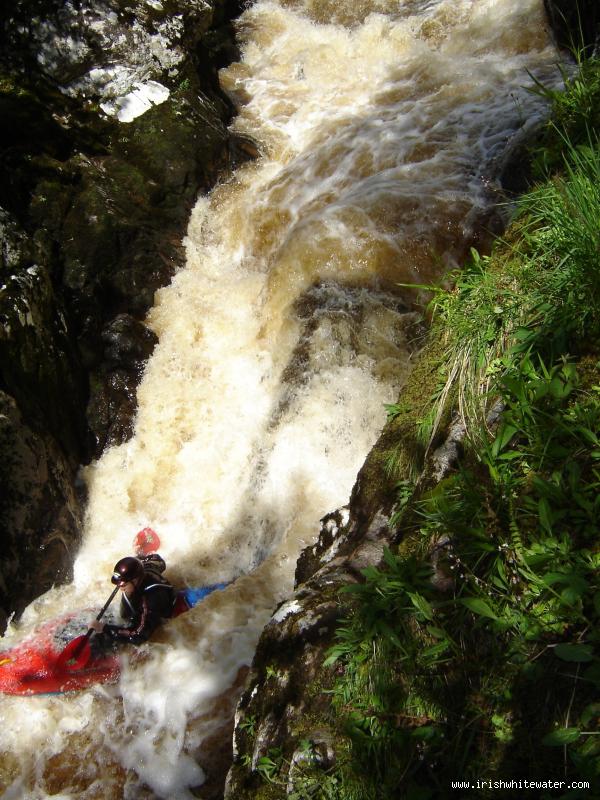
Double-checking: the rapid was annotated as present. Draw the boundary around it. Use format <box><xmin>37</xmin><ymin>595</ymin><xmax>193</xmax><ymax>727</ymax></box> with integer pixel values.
<box><xmin>0</xmin><ymin>0</ymin><xmax>562</xmax><ymax>797</ymax></box>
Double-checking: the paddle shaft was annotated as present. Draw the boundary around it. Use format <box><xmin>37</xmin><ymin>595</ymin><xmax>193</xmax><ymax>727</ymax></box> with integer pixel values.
<box><xmin>70</xmin><ymin>584</ymin><xmax>120</xmax><ymax>660</ymax></box>
<box><xmin>96</xmin><ymin>584</ymin><xmax>121</xmax><ymax>621</ymax></box>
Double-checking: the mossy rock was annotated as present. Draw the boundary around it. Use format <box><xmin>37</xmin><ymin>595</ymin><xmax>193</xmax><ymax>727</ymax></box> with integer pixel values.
<box><xmin>111</xmin><ymin>86</ymin><xmax>230</xmax><ymax>211</ymax></box>
<box><xmin>0</xmin><ymin>85</ymin><xmax>74</xmax><ymax>220</ymax></box>
<box><xmin>0</xmin><ymin>207</ymin><xmax>33</xmax><ymax>273</ymax></box>
<box><xmin>349</xmin><ymin>333</ymin><xmax>452</xmax><ymax>522</ymax></box>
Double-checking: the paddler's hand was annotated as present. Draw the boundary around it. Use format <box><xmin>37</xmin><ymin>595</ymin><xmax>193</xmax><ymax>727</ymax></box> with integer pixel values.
<box><xmin>89</xmin><ymin>620</ymin><xmax>105</xmax><ymax>633</ymax></box>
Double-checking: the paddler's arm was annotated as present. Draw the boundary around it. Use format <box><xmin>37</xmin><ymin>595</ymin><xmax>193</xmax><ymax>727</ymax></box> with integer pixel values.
<box><xmin>94</xmin><ymin>590</ymin><xmax>168</xmax><ymax>645</ymax></box>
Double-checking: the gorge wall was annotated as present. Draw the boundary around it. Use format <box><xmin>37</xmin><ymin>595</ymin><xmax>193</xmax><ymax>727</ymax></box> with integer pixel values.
<box><xmin>0</xmin><ymin>0</ymin><xmax>248</xmax><ymax>630</ymax></box>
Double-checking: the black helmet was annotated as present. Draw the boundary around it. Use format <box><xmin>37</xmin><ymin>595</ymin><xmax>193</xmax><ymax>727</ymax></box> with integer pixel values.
<box><xmin>111</xmin><ymin>556</ymin><xmax>144</xmax><ymax>585</ymax></box>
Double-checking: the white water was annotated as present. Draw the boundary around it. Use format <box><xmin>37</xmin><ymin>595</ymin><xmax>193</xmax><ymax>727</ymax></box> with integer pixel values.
<box><xmin>1</xmin><ymin>1</ymin><xmax>561</xmax><ymax>797</ymax></box>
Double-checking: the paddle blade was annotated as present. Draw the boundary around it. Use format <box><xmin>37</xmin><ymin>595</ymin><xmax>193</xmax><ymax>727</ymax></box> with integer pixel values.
<box><xmin>133</xmin><ymin>527</ymin><xmax>161</xmax><ymax>556</ymax></box>
<box><xmin>54</xmin><ymin>635</ymin><xmax>92</xmax><ymax>672</ymax></box>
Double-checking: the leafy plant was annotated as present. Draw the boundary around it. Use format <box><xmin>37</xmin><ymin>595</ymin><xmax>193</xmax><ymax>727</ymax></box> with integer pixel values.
<box><xmin>256</xmin><ymin>747</ymin><xmax>284</xmax><ymax>783</ymax></box>
<box><xmin>331</xmin><ymin>57</ymin><xmax>600</xmax><ymax>798</ymax></box>
<box><xmin>239</xmin><ymin>713</ymin><xmax>257</xmax><ymax>738</ymax></box>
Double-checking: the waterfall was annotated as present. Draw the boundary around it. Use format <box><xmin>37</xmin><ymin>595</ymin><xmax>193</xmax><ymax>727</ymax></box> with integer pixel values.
<box><xmin>0</xmin><ymin>1</ymin><xmax>561</xmax><ymax>797</ymax></box>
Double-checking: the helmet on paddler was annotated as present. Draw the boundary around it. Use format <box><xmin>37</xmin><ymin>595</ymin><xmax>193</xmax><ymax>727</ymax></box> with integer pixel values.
<box><xmin>111</xmin><ymin>556</ymin><xmax>145</xmax><ymax>586</ymax></box>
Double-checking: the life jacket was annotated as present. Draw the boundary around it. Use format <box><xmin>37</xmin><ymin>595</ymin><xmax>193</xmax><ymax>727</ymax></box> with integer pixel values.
<box><xmin>120</xmin><ymin>556</ymin><xmax>174</xmax><ymax>622</ymax></box>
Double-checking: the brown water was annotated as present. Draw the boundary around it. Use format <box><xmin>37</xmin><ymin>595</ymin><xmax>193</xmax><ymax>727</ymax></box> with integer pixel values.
<box><xmin>0</xmin><ymin>1</ymin><xmax>562</xmax><ymax>797</ymax></box>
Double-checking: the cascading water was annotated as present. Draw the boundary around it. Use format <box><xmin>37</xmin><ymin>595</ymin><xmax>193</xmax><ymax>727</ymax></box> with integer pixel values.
<box><xmin>0</xmin><ymin>1</ymin><xmax>563</xmax><ymax>797</ymax></box>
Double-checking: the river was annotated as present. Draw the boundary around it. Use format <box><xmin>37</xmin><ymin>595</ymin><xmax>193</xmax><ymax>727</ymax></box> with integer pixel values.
<box><xmin>0</xmin><ymin>0</ymin><xmax>562</xmax><ymax>797</ymax></box>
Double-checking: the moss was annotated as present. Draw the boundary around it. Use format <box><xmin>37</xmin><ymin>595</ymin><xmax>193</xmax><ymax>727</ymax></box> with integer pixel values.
<box><xmin>572</xmin><ymin>351</ymin><xmax>600</xmax><ymax>389</ymax></box>
<box><xmin>350</xmin><ymin>331</ymin><xmax>454</xmax><ymax>525</ymax></box>
<box><xmin>112</xmin><ymin>89</ymin><xmax>229</xmax><ymax>206</ymax></box>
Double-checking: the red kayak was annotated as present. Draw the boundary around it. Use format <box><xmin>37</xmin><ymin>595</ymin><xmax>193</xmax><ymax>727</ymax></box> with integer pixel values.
<box><xmin>0</xmin><ymin>611</ymin><xmax>120</xmax><ymax>696</ymax></box>
<box><xmin>0</xmin><ymin>583</ymin><xmax>228</xmax><ymax>696</ymax></box>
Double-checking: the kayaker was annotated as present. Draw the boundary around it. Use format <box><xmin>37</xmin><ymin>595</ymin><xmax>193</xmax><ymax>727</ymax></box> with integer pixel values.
<box><xmin>89</xmin><ymin>554</ymin><xmax>175</xmax><ymax>645</ymax></box>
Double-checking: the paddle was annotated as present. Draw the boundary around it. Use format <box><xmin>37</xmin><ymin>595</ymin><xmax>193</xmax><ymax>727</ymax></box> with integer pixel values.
<box><xmin>54</xmin><ymin>585</ymin><xmax>120</xmax><ymax>672</ymax></box>
<box><xmin>54</xmin><ymin>527</ymin><xmax>162</xmax><ymax>672</ymax></box>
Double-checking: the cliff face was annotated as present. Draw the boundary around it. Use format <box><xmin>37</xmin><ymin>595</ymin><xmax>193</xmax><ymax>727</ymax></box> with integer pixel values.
<box><xmin>0</xmin><ymin>0</ymin><xmax>250</xmax><ymax>630</ymax></box>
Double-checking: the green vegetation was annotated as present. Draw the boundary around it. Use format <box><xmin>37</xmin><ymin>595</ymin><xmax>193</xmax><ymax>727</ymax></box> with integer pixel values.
<box><xmin>318</xmin><ymin>57</ymin><xmax>600</xmax><ymax>799</ymax></box>
<box><xmin>529</xmin><ymin>55</ymin><xmax>600</xmax><ymax>175</ymax></box>
<box><xmin>231</xmin><ymin>49</ymin><xmax>600</xmax><ymax>800</ymax></box>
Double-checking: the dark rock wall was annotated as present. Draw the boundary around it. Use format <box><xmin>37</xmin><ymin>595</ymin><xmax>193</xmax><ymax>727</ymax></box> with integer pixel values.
<box><xmin>0</xmin><ymin>211</ymin><xmax>87</xmax><ymax>626</ymax></box>
<box><xmin>0</xmin><ymin>0</ymin><xmax>247</xmax><ymax>629</ymax></box>
<box><xmin>0</xmin><ymin>393</ymin><xmax>81</xmax><ymax>633</ymax></box>
<box><xmin>545</xmin><ymin>0</ymin><xmax>600</xmax><ymax>55</ymax></box>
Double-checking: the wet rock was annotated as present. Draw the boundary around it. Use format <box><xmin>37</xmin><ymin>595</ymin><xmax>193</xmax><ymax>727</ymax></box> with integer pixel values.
<box><xmin>228</xmin><ymin>132</ymin><xmax>262</xmax><ymax>169</ymax></box>
<box><xmin>0</xmin><ymin>391</ymin><xmax>81</xmax><ymax>633</ymax></box>
<box><xmin>1</xmin><ymin>0</ymin><xmax>242</xmax><ymax>384</ymax></box>
<box><xmin>0</xmin><ymin>262</ymin><xmax>88</xmax><ymax>462</ymax></box>
<box><xmin>226</xmin><ymin>519</ymin><xmax>397</xmax><ymax>793</ymax></box>
<box><xmin>0</xmin><ymin>257</ymin><xmax>87</xmax><ymax>627</ymax></box>
<box><xmin>0</xmin><ymin>208</ymin><xmax>33</xmax><ymax>272</ymax></box>
<box><xmin>1</xmin><ymin>1</ymin><xmax>239</xmax><ymax>111</ymax></box>
<box><xmin>295</xmin><ymin>503</ymin><xmax>395</xmax><ymax>588</ymax></box>
<box><xmin>295</xmin><ymin>507</ymin><xmax>350</xmax><ymax>585</ymax></box>
<box><xmin>227</xmin><ymin>518</ymin><xmax>415</xmax><ymax>795</ymax></box>
<box><xmin>86</xmin><ymin>369</ymin><xmax>138</xmax><ymax>455</ymax></box>
<box><xmin>191</xmin><ymin>664</ymin><xmax>250</xmax><ymax>800</ymax></box>
<box><xmin>544</xmin><ymin>0</ymin><xmax>600</xmax><ymax>56</ymax></box>
<box><xmin>492</xmin><ymin>118</ymin><xmax>548</xmax><ymax>197</ymax></box>
<box><xmin>86</xmin><ymin>314</ymin><xmax>158</xmax><ymax>454</ymax></box>
<box><xmin>0</xmin><ymin>81</ymin><xmax>80</xmax><ymax>221</ymax></box>
<box><xmin>101</xmin><ymin>313</ymin><xmax>158</xmax><ymax>368</ymax></box>
<box><xmin>226</xmin><ymin>578</ymin><xmax>348</xmax><ymax>799</ymax></box>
